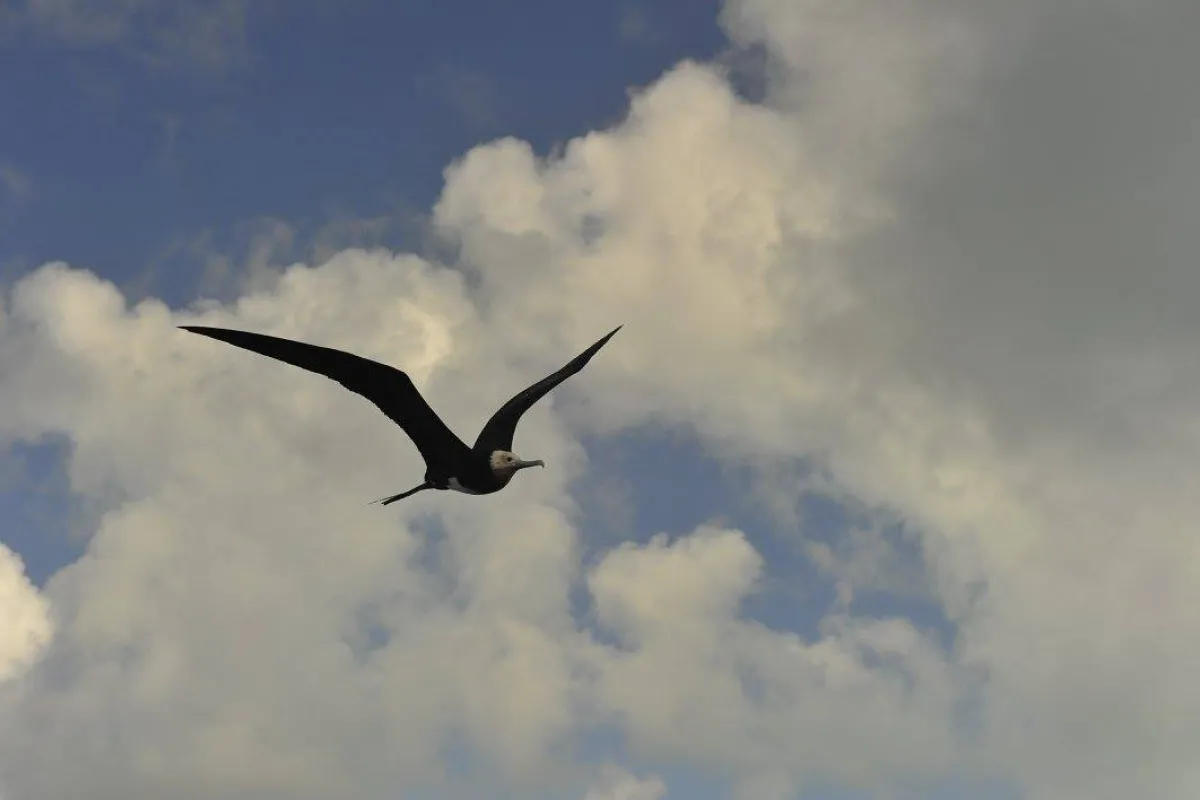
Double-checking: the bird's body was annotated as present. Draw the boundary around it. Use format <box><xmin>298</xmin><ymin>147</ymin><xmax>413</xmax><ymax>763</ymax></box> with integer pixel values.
<box><xmin>179</xmin><ymin>323</ymin><xmax>621</xmax><ymax>504</ymax></box>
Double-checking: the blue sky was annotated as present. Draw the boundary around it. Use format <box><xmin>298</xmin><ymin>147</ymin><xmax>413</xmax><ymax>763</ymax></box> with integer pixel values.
<box><xmin>2</xmin><ymin>1</ymin><xmax>1197</xmax><ymax>798</ymax></box>
<box><xmin>0</xmin><ymin>1</ymin><xmax>724</xmax><ymax>295</ymax></box>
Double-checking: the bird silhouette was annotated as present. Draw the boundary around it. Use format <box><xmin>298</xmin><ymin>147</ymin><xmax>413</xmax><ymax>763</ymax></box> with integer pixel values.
<box><xmin>180</xmin><ymin>324</ymin><xmax>621</xmax><ymax>503</ymax></box>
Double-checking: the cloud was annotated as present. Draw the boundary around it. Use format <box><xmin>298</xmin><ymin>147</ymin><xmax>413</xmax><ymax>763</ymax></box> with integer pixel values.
<box><xmin>0</xmin><ymin>257</ymin><xmax>958</xmax><ymax>799</ymax></box>
<box><xmin>581</xmin><ymin>765</ymin><xmax>666</xmax><ymax>800</ymax></box>
<box><xmin>1</xmin><ymin>0</ymin><xmax>1199</xmax><ymax>798</ymax></box>
<box><xmin>0</xmin><ymin>544</ymin><xmax>52</xmax><ymax>684</ymax></box>
<box><xmin>156</xmin><ymin>113</ymin><xmax>182</xmax><ymax>174</ymax></box>
<box><xmin>6</xmin><ymin>0</ymin><xmax>331</xmax><ymax>72</ymax></box>
<box><xmin>805</xmin><ymin>519</ymin><xmax>930</xmax><ymax>609</ymax></box>
<box><xmin>415</xmin><ymin>63</ymin><xmax>507</xmax><ymax>133</ymax></box>
<box><xmin>588</xmin><ymin>528</ymin><xmax>958</xmax><ymax>786</ymax></box>
<box><xmin>590</xmin><ymin>527</ymin><xmax>763</xmax><ymax>647</ymax></box>
<box><xmin>617</xmin><ymin>5</ymin><xmax>657</xmax><ymax>47</ymax></box>
<box><xmin>0</xmin><ymin>163</ymin><xmax>30</xmax><ymax>201</ymax></box>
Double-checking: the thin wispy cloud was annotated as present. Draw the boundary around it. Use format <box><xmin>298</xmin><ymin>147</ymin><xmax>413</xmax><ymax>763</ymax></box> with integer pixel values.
<box><xmin>156</xmin><ymin>113</ymin><xmax>182</xmax><ymax>174</ymax></box>
<box><xmin>0</xmin><ymin>163</ymin><xmax>30</xmax><ymax>200</ymax></box>
<box><xmin>415</xmin><ymin>63</ymin><xmax>507</xmax><ymax>133</ymax></box>
<box><xmin>617</xmin><ymin>4</ymin><xmax>658</xmax><ymax>46</ymax></box>
<box><xmin>6</xmin><ymin>0</ymin><xmax>331</xmax><ymax>72</ymax></box>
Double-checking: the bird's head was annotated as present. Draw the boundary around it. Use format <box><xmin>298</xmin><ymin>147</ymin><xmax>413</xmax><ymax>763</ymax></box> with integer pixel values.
<box><xmin>489</xmin><ymin>450</ymin><xmax>545</xmax><ymax>481</ymax></box>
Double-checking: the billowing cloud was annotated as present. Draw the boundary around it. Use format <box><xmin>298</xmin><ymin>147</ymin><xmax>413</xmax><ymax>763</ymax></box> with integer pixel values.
<box><xmin>588</xmin><ymin>528</ymin><xmax>958</xmax><ymax>787</ymax></box>
<box><xmin>0</xmin><ymin>544</ymin><xmax>52</xmax><ymax>683</ymax></box>
<box><xmin>1</xmin><ymin>0</ymin><xmax>1199</xmax><ymax>798</ymax></box>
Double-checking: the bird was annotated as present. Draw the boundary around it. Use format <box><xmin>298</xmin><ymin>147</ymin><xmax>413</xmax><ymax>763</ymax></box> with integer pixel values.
<box><xmin>179</xmin><ymin>323</ymin><xmax>622</xmax><ymax>504</ymax></box>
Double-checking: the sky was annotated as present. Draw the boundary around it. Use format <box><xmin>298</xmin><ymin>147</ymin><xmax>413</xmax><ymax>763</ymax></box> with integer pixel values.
<box><xmin>0</xmin><ymin>0</ymin><xmax>1199</xmax><ymax>798</ymax></box>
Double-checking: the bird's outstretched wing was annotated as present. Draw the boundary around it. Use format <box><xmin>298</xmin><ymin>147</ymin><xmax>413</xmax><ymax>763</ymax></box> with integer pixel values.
<box><xmin>180</xmin><ymin>326</ymin><xmax>471</xmax><ymax>472</ymax></box>
<box><xmin>473</xmin><ymin>326</ymin><xmax>622</xmax><ymax>454</ymax></box>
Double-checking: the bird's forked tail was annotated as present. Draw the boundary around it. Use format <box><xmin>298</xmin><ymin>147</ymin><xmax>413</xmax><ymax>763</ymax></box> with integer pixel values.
<box><xmin>370</xmin><ymin>482</ymin><xmax>431</xmax><ymax>505</ymax></box>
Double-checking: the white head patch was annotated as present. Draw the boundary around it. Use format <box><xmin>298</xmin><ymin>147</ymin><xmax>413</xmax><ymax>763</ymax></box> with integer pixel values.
<box><xmin>489</xmin><ymin>450</ymin><xmax>520</xmax><ymax>473</ymax></box>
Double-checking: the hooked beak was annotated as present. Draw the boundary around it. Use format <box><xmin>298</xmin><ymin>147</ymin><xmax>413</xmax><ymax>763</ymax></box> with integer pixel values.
<box><xmin>516</xmin><ymin>459</ymin><xmax>545</xmax><ymax>471</ymax></box>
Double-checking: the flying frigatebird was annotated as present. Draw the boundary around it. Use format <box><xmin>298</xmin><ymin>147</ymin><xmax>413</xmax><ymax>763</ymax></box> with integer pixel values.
<box><xmin>179</xmin><ymin>324</ymin><xmax>621</xmax><ymax>504</ymax></box>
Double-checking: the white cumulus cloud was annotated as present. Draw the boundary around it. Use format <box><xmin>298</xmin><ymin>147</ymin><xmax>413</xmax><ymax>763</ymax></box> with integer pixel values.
<box><xmin>0</xmin><ymin>544</ymin><xmax>52</xmax><ymax>683</ymax></box>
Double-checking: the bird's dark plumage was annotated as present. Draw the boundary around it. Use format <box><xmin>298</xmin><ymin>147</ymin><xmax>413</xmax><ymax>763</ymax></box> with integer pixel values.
<box><xmin>179</xmin><ymin>326</ymin><xmax>473</xmax><ymax>476</ymax></box>
<box><xmin>179</xmin><ymin>323</ymin><xmax>621</xmax><ymax>503</ymax></box>
<box><xmin>473</xmin><ymin>325</ymin><xmax>622</xmax><ymax>454</ymax></box>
